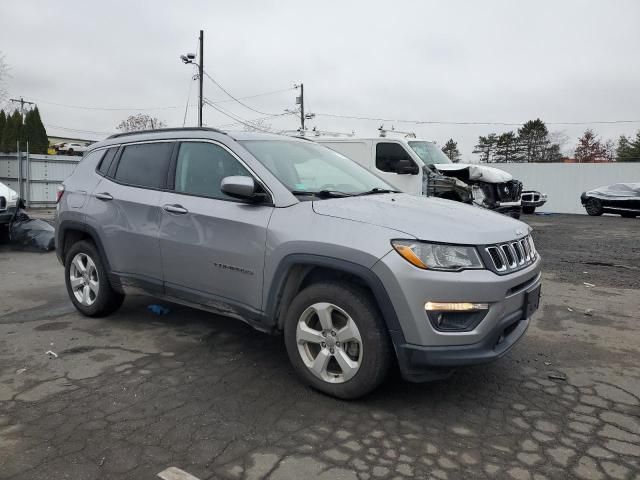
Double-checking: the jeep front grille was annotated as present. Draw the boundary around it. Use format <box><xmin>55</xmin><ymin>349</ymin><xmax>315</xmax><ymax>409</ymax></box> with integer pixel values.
<box><xmin>485</xmin><ymin>235</ymin><xmax>537</xmax><ymax>273</ymax></box>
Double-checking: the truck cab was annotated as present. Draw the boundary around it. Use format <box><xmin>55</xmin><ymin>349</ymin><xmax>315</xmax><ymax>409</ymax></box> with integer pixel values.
<box><xmin>315</xmin><ymin>136</ymin><xmax>523</xmax><ymax>218</ymax></box>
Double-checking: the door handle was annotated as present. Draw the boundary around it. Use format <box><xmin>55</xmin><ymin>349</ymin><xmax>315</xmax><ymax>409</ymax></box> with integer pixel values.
<box><xmin>95</xmin><ymin>192</ymin><xmax>113</xmax><ymax>201</ymax></box>
<box><xmin>163</xmin><ymin>204</ymin><xmax>188</xmax><ymax>214</ymax></box>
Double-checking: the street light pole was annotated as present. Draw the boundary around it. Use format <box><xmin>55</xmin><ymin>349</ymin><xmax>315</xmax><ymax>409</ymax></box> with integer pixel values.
<box><xmin>198</xmin><ymin>30</ymin><xmax>203</xmax><ymax>127</ymax></box>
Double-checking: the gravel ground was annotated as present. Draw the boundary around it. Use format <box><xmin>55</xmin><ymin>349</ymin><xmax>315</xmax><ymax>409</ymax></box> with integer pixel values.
<box><xmin>529</xmin><ymin>213</ymin><xmax>640</xmax><ymax>289</ymax></box>
<box><xmin>0</xmin><ymin>214</ymin><xmax>638</xmax><ymax>480</ymax></box>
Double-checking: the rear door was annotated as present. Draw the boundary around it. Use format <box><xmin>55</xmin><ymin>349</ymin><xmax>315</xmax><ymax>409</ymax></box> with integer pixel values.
<box><xmin>373</xmin><ymin>141</ymin><xmax>422</xmax><ymax>194</ymax></box>
<box><xmin>87</xmin><ymin>141</ymin><xmax>174</xmax><ymax>292</ymax></box>
<box><xmin>158</xmin><ymin>140</ymin><xmax>273</xmax><ymax>311</ymax></box>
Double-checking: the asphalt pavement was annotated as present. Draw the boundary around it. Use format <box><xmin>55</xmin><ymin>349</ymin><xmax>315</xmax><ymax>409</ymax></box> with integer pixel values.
<box><xmin>0</xmin><ymin>214</ymin><xmax>638</xmax><ymax>480</ymax></box>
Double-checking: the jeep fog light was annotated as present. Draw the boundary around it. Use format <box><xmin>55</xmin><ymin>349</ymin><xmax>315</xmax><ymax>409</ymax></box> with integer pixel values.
<box><xmin>425</xmin><ymin>302</ymin><xmax>488</xmax><ymax>311</ymax></box>
<box><xmin>425</xmin><ymin>302</ymin><xmax>489</xmax><ymax>331</ymax></box>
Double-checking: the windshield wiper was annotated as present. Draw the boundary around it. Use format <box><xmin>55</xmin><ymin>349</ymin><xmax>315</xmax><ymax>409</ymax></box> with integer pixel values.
<box><xmin>355</xmin><ymin>188</ymin><xmax>400</xmax><ymax>196</ymax></box>
<box><xmin>291</xmin><ymin>190</ymin><xmax>353</xmax><ymax>198</ymax></box>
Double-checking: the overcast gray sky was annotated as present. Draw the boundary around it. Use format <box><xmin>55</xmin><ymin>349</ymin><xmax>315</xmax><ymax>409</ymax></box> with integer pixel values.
<box><xmin>1</xmin><ymin>0</ymin><xmax>639</xmax><ymax>161</ymax></box>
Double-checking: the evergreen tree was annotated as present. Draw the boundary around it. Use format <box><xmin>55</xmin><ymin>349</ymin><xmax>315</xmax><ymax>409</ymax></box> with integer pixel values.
<box><xmin>517</xmin><ymin>119</ymin><xmax>550</xmax><ymax>162</ymax></box>
<box><xmin>0</xmin><ymin>110</ymin><xmax>6</xmax><ymax>148</ymax></box>
<box><xmin>494</xmin><ymin>131</ymin><xmax>521</xmax><ymax>162</ymax></box>
<box><xmin>617</xmin><ymin>132</ymin><xmax>640</xmax><ymax>162</ymax></box>
<box><xmin>473</xmin><ymin>133</ymin><xmax>498</xmax><ymax>163</ymax></box>
<box><xmin>441</xmin><ymin>138</ymin><xmax>461</xmax><ymax>162</ymax></box>
<box><xmin>574</xmin><ymin>129</ymin><xmax>608</xmax><ymax>163</ymax></box>
<box><xmin>24</xmin><ymin>107</ymin><xmax>49</xmax><ymax>154</ymax></box>
<box><xmin>0</xmin><ymin>110</ymin><xmax>22</xmax><ymax>153</ymax></box>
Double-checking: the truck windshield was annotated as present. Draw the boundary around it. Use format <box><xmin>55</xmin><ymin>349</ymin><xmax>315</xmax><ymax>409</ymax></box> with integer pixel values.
<box><xmin>408</xmin><ymin>141</ymin><xmax>452</xmax><ymax>165</ymax></box>
<box><xmin>240</xmin><ymin>139</ymin><xmax>392</xmax><ymax>195</ymax></box>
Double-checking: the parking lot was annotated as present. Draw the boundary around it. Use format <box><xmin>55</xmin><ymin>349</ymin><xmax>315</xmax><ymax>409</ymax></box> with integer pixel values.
<box><xmin>0</xmin><ymin>213</ymin><xmax>638</xmax><ymax>480</ymax></box>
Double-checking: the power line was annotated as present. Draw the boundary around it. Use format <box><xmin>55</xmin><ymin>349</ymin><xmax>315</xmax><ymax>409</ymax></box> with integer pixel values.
<box><xmin>19</xmin><ymin>87</ymin><xmax>295</xmax><ymax>113</ymax></box>
<box><xmin>183</xmin><ymin>64</ymin><xmax>197</xmax><ymax>127</ymax></box>
<box><xmin>203</xmin><ymin>99</ymin><xmax>285</xmax><ymax>134</ymax></box>
<box><xmin>202</xmin><ymin>70</ymin><xmax>298</xmax><ymax>119</ymax></box>
<box><xmin>44</xmin><ymin>123</ymin><xmax>114</xmax><ymax>136</ymax></box>
<box><xmin>314</xmin><ymin>112</ymin><xmax>640</xmax><ymax>126</ymax></box>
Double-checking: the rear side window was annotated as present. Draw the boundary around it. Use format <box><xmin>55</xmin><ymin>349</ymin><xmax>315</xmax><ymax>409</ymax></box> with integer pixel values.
<box><xmin>375</xmin><ymin>142</ymin><xmax>414</xmax><ymax>172</ymax></box>
<box><xmin>114</xmin><ymin>142</ymin><xmax>173</xmax><ymax>189</ymax></box>
<box><xmin>174</xmin><ymin>142</ymin><xmax>251</xmax><ymax>199</ymax></box>
<box><xmin>97</xmin><ymin>147</ymin><xmax>118</xmax><ymax>176</ymax></box>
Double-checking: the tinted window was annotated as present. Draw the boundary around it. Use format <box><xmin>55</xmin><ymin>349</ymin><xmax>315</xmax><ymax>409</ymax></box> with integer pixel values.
<box><xmin>174</xmin><ymin>142</ymin><xmax>251</xmax><ymax>199</ymax></box>
<box><xmin>375</xmin><ymin>142</ymin><xmax>415</xmax><ymax>172</ymax></box>
<box><xmin>97</xmin><ymin>147</ymin><xmax>118</xmax><ymax>176</ymax></box>
<box><xmin>114</xmin><ymin>142</ymin><xmax>173</xmax><ymax>189</ymax></box>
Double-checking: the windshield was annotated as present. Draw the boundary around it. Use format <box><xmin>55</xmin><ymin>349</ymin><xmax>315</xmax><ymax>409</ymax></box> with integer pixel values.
<box><xmin>240</xmin><ymin>140</ymin><xmax>392</xmax><ymax>195</ymax></box>
<box><xmin>408</xmin><ymin>141</ymin><xmax>452</xmax><ymax>165</ymax></box>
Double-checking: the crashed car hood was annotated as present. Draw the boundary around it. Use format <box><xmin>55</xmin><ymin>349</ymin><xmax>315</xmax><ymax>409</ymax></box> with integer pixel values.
<box><xmin>312</xmin><ymin>193</ymin><xmax>528</xmax><ymax>245</ymax></box>
<box><xmin>586</xmin><ymin>183</ymin><xmax>640</xmax><ymax>199</ymax></box>
<box><xmin>434</xmin><ymin>164</ymin><xmax>513</xmax><ymax>183</ymax></box>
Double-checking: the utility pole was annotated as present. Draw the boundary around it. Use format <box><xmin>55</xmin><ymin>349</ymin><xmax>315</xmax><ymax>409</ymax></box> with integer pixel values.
<box><xmin>198</xmin><ymin>30</ymin><xmax>204</xmax><ymax>127</ymax></box>
<box><xmin>299</xmin><ymin>83</ymin><xmax>305</xmax><ymax>133</ymax></box>
<box><xmin>10</xmin><ymin>97</ymin><xmax>36</xmax><ymax>121</ymax></box>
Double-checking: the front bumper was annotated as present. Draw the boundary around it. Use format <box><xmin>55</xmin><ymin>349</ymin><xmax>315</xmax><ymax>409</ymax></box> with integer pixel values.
<box><xmin>391</xmin><ymin>309</ymin><xmax>530</xmax><ymax>382</ymax></box>
<box><xmin>372</xmin><ymin>249</ymin><xmax>542</xmax><ymax>382</ymax></box>
<box><xmin>521</xmin><ymin>191</ymin><xmax>547</xmax><ymax>208</ymax></box>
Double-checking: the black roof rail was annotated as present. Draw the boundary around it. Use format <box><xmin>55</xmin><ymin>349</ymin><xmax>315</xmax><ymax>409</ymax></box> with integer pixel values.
<box><xmin>106</xmin><ymin>127</ymin><xmax>226</xmax><ymax>140</ymax></box>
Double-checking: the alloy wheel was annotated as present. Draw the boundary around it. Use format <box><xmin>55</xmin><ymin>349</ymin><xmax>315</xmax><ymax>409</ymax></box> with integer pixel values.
<box><xmin>69</xmin><ymin>253</ymin><xmax>99</xmax><ymax>306</ymax></box>
<box><xmin>296</xmin><ymin>302</ymin><xmax>363</xmax><ymax>383</ymax></box>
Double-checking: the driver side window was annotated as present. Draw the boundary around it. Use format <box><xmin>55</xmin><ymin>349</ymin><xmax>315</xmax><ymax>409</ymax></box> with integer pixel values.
<box><xmin>375</xmin><ymin>142</ymin><xmax>416</xmax><ymax>173</ymax></box>
<box><xmin>174</xmin><ymin>142</ymin><xmax>252</xmax><ymax>200</ymax></box>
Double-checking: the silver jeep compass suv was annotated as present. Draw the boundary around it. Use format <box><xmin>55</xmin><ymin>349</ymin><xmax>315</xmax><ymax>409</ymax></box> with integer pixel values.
<box><xmin>56</xmin><ymin>128</ymin><xmax>542</xmax><ymax>399</ymax></box>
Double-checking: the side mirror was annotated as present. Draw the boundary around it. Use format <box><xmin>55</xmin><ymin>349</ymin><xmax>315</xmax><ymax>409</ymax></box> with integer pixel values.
<box><xmin>221</xmin><ymin>176</ymin><xmax>267</xmax><ymax>202</ymax></box>
<box><xmin>395</xmin><ymin>159</ymin><xmax>419</xmax><ymax>175</ymax></box>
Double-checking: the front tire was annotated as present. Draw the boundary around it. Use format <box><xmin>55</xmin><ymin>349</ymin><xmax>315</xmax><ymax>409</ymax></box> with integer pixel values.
<box><xmin>64</xmin><ymin>240</ymin><xmax>124</xmax><ymax>317</ymax></box>
<box><xmin>284</xmin><ymin>282</ymin><xmax>392</xmax><ymax>399</ymax></box>
<box><xmin>522</xmin><ymin>206</ymin><xmax>535</xmax><ymax>214</ymax></box>
<box><xmin>585</xmin><ymin>198</ymin><xmax>603</xmax><ymax>216</ymax></box>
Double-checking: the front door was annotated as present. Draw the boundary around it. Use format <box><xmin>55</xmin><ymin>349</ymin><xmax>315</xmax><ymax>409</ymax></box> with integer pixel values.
<box><xmin>158</xmin><ymin>140</ymin><xmax>273</xmax><ymax>312</ymax></box>
<box><xmin>373</xmin><ymin>141</ymin><xmax>422</xmax><ymax>194</ymax></box>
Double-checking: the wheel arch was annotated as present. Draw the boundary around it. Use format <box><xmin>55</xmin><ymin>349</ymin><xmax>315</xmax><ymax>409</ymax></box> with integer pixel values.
<box><xmin>265</xmin><ymin>254</ymin><xmax>403</xmax><ymax>337</ymax></box>
<box><xmin>57</xmin><ymin>220</ymin><xmax>114</xmax><ymax>276</ymax></box>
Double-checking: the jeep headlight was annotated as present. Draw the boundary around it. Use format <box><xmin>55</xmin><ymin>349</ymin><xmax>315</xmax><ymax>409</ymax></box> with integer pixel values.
<box><xmin>391</xmin><ymin>240</ymin><xmax>484</xmax><ymax>271</ymax></box>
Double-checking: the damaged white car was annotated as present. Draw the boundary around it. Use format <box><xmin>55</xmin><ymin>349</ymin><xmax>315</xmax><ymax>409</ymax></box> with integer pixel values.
<box><xmin>0</xmin><ymin>181</ymin><xmax>18</xmax><ymax>225</ymax></box>
<box><xmin>315</xmin><ymin>136</ymin><xmax>526</xmax><ymax>218</ymax></box>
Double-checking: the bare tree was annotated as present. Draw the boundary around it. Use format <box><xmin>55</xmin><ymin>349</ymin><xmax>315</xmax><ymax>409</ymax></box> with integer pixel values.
<box><xmin>116</xmin><ymin>113</ymin><xmax>166</xmax><ymax>132</ymax></box>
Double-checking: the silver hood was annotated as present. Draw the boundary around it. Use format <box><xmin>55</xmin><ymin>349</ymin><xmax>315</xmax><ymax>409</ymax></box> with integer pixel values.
<box><xmin>312</xmin><ymin>193</ymin><xmax>529</xmax><ymax>245</ymax></box>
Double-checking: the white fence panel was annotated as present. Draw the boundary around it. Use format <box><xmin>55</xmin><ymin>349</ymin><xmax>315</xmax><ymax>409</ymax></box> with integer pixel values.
<box><xmin>495</xmin><ymin>163</ymin><xmax>640</xmax><ymax>214</ymax></box>
<box><xmin>0</xmin><ymin>153</ymin><xmax>81</xmax><ymax>206</ymax></box>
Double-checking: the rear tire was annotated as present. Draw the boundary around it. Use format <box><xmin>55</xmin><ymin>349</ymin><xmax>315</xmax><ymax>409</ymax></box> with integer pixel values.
<box><xmin>585</xmin><ymin>198</ymin><xmax>603</xmax><ymax>216</ymax></box>
<box><xmin>64</xmin><ymin>240</ymin><xmax>124</xmax><ymax>317</ymax></box>
<box><xmin>284</xmin><ymin>282</ymin><xmax>392</xmax><ymax>399</ymax></box>
<box><xmin>67</xmin><ymin>149</ymin><xmax>74</xmax><ymax>156</ymax></box>
<box><xmin>522</xmin><ymin>206</ymin><xmax>535</xmax><ymax>214</ymax></box>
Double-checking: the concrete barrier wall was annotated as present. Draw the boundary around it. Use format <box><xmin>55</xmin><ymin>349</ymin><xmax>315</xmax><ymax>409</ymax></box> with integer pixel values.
<box><xmin>495</xmin><ymin>163</ymin><xmax>640</xmax><ymax>214</ymax></box>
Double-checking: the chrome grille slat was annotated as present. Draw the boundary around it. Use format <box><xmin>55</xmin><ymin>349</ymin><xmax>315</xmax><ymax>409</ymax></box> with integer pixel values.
<box><xmin>485</xmin><ymin>235</ymin><xmax>537</xmax><ymax>274</ymax></box>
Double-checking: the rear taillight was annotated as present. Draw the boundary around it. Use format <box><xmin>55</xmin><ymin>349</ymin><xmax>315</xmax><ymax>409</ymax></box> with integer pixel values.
<box><xmin>56</xmin><ymin>185</ymin><xmax>65</xmax><ymax>203</ymax></box>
